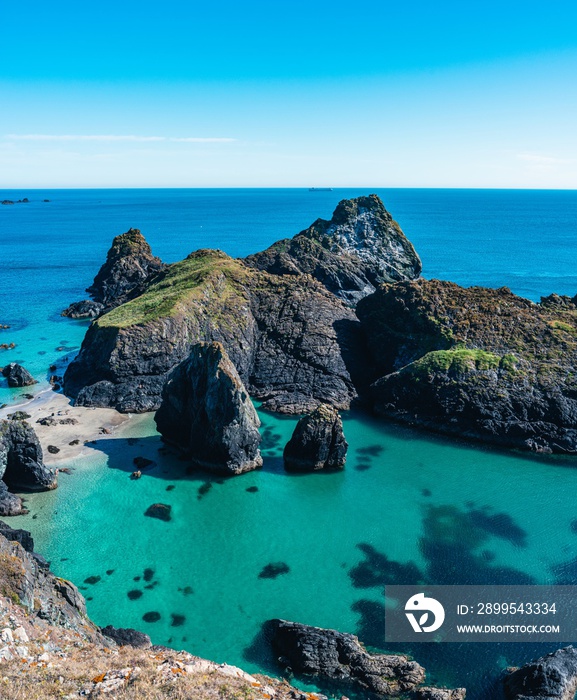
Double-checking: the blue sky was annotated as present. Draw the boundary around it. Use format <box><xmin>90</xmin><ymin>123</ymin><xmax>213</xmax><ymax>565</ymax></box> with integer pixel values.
<box><xmin>1</xmin><ymin>0</ymin><xmax>576</xmax><ymax>187</ymax></box>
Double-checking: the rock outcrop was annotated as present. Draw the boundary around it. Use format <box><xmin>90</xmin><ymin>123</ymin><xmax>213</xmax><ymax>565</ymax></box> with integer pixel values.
<box><xmin>87</xmin><ymin>228</ymin><xmax>166</xmax><ymax>308</ymax></box>
<box><xmin>155</xmin><ymin>342</ymin><xmax>263</xmax><ymax>475</ymax></box>
<box><xmin>283</xmin><ymin>403</ymin><xmax>348</xmax><ymax>471</ymax></box>
<box><xmin>504</xmin><ymin>646</ymin><xmax>577</xmax><ymax>699</ymax></box>
<box><xmin>357</xmin><ymin>279</ymin><xmax>577</xmax><ymax>453</ymax></box>
<box><xmin>0</xmin><ymin>523</ymin><xmax>98</xmax><ymax>638</ymax></box>
<box><xmin>61</xmin><ymin>299</ymin><xmax>104</xmax><ymax>319</ymax></box>
<box><xmin>62</xmin><ymin>228</ymin><xmax>166</xmax><ymax>319</ymax></box>
<box><xmin>100</xmin><ymin>625</ymin><xmax>151</xmax><ymax>649</ymax></box>
<box><xmin>413</xmin><ymin>689</ymin><xmax>466</xmax><ymax>700</ymax></box>
<box><xmin>64</xmin><ymin>248</ymin><xmax>363</xmax><ymax>414</ymax></box>
<box><xmin>0</xmin><ymin>419</ymin><xmax>57</xmax><ymax>492</ymax></box>
<box><xmin>245</xmin><ymin>194</ymin><xmax>421</xmax><ymax>305</ymax></box>
<box><xmin>269</xmin><ymin>619</ymin><xmax>425</xmax><ymax>696</ymax></box>
<box><xmin>1</xmin><ymin>363</ymin><xmax>36</xmax><ymax>388</ymax></box>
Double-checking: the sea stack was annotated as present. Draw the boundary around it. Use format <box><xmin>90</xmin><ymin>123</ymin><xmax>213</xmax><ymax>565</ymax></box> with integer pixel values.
<box><xmin>154</xmin><ymin>342</ymin><xmax>262</xmax><ymax>475</ymax></box>
<box><xmin>283</xmin><ymin>404</ymin><xmax>348</xmax><ymax>471</ymax></box>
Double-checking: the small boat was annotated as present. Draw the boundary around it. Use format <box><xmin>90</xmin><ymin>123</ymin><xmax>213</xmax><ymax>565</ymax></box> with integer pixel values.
<box><xmin>309</xmin><ymin>187</ymin><xmax>333</xmax><ymax>191</ymax></box>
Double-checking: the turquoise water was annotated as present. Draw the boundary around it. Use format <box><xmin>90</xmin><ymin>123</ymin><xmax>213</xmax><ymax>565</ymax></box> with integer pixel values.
<box><xmin>2</xmin><ymin>189</ymin><xmax>577</xmax><ymax>697</ymax></box>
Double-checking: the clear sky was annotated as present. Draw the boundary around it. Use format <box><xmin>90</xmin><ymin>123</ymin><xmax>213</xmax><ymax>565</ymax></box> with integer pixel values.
<box><xmin>1</xmin><ymin>0</ymin><xmax>577</xmax><ymax>188</ymax></box>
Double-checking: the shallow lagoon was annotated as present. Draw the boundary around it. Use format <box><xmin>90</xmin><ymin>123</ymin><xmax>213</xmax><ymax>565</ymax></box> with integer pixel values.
<box><xmin>3</xmin><ymin>188</ymin><xmax>577</xmax><ymax>697</ymax></box>
<box><xmin>15</xmin><ymin>407</ymin><xmax>577</xmax><ymax>698</ymax></box>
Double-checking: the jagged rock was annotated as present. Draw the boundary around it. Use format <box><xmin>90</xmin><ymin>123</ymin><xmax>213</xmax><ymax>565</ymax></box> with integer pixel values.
<box><xmin>100</xmin><ymin>625</ymin><xmax>152</xmax><ymax>648</ymax></box>
<box><xmin>1</xmin><ymin>363</ymin><xmax>37</xmax><ymax>388</ymax></box>
<box><xmin>283</xmin><ymin>404</ymin><xmax>347</xmax><ymax>471</ymax></box>
<box><xmin>245</xmin><ymin>194</ymin><xmax>421</xmax><ymax>305</ymax></box>
<box><xmin>87</xmin><ymin>228</ymin><xmax>166</xmax><ymax>307</ymax></box>
<box><xmin>61</xmin><ymin>299</ymin><xmax>104</xmax><ymax>319</ymax></box>
<box><xmin>155</xmin><ymin>342</ymin><xmax>263</xmax><ymax>475</ymax></box>
<box><xmin>7</xmin><ymin>411</ymin><xmax>31</xmax><ymax>421</ymax></box>
<box><xmin>0</xmin><ymin>520</ymin><xmax>34</xmax><ymax>551</ymax></box>
<box><xmin>0</xmin><ymin>419</ymin><xmax>57</xmax><ymax>491</ymax></box>
<box><xmin>357</xmin><ymin>279</ymin><xmax>577</xmax><ymax>453</ymax></box>
<box><xmin>504</xmin><ymin>647</ymin><xmax>577</xmax><ymax>699</ymax></box>
<box><xmin>413</xmin><ymin>689</ymin><xmax>466</xmax><ymax>699</ymax></box>
<box><xmin>268</xmin><ymin>619</ymin><xmax>425</xmax><ymax>696</ymax></box>
<box><xmin>0</xmin><ymin>526</ymin><xmax>103</xmax><ymax>640</ymax></box>
<box><xmin>64</xmin><ymin>247</ymin><xmax>363</xmax><ymax>414</ymax></box>
<box><xmin>0</xmin><ymin>483</ymin><xmax>26</xmax><ymax>516</ymax></box>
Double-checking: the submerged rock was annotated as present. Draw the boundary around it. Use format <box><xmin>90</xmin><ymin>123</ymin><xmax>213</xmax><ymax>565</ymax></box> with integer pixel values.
<box><xmin>245</xmin><ymin>194</ymin><xmax>421</xmax><ymax>305</ymax></box>
<box><xmin>0</xmin><ymin>419</ymin><xmax>57</xmax><ymax>492</ymax></box>
<box><xmin>155</xmin><ymin>342</ymin><xmax>263</xmax><ymax>475</ymax></box>
<box><xmin>283</xmin><ymin>404</ymin><xmax>347</xmax><ymax>471</ymax></box>
<box><xmin>504</xmin><ymin>646</ymin><xmax>577</xmax><ymax>699</ymax></box>
<box><xmin>144</xmin><ymin>503</ymin><xmax>172</xmax><ymax>521</ymax></box>
<box><xmin>268</xmin><ymin>619</ymin><xmax>425</xmax><ymax>696</ymax></box>
<box><xmin>1</xmin><ymin>363</ymin><xmax>37</xmax><ymax>387</ymax></box>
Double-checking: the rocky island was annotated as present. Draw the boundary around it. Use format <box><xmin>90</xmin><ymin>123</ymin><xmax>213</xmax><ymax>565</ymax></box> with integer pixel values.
<box><xmin>62</xmin><ymin>194</ymin><xmax>577</xmax><ymax>454</ymax></box>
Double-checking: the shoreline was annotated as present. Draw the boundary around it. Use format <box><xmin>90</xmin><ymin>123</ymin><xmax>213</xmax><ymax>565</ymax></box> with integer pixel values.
<box><xmin>0</xmin><ymin>386</ymin><xmax>130</xmax><ymax>466</ymax></box>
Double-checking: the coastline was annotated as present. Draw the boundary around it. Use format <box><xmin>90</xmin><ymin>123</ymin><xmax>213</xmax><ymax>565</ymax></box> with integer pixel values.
<box><xmin>0</xmin><ymin>386</ymin><xmax>130</xmax><ymax>465</ymax></box>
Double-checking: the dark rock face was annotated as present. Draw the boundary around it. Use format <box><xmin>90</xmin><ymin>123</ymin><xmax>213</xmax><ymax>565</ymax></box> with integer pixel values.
<box><xmin>0</xmin><ymin>419</ymin><xmax>57</xmax><ymax>491</ymax></box>
<box><xmin>155</xmin><ymin>342</ymin><xmax>263</xmax><ymax>475</ymax></box>
<box><xmin>61</xmin><ymin>299</ymin><xmax>104</xmax><ymax>319</ymax></box>
<box><xmin>0</xmin><ymin>520</ymin><xmax>35</xmax><ymax>551</ymax></box>
<box><xmin>413</xmin><ymin>689</ymin><xmax>466</xmax><ymax>700</ymax></box>
<box><xmin>283</xmin><ymin>404</ymin><xmax>348</xmax><ymax>471</ymax></box>
<box><xmin>63</xmin><ymin>215</ymin><xmax>371</xmax><ymax>414</ymax></box>
<box><xmin>269</xmin><ymin>619</ymin><xmax>425</xmax><ymax>696</ymax></box>
<box><xmin>1</xmin><ymin>362</ymin><xmax>37</xmax><ymax>387</ymax></box>
<box><xmin>357</xmin><ymin>279</ymin><xmax>577</xmax><ymax>454</ymax></box>
<box><xmin>245</xmin><ymin>194</ymin><xmax>421</xmax><ymax>305</ymax></box>
<box><xmin>0</xmin><ymin>482</ymin><xmax>26</xmax><ymax>516</ymax></box>
<box><xmin>504</xmin><ymin>646</ymin><xmax>577</xmax><ymax>700</ymax></box>
<box><xmin>87</xmin><ymin>228</ymin><xmax>166</xmax><ymax>308</ymax></box>
<box><xmin>100</xmin><ymin>625</ymin><xmax>152</xmax><ymax>649</ymax></box>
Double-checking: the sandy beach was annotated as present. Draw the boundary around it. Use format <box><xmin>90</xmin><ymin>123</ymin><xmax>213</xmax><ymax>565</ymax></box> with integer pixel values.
<box><xmin>0</xmin><ymin>386</ymin><xmax>130</xmax><ymax>465</ymax></box>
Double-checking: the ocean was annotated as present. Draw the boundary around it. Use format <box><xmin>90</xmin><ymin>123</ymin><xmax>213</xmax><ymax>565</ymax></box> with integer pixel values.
<box><xmin>1</xmin><ymin>188</ymin><xmax>577</xmax><ymax>698</ymax></box>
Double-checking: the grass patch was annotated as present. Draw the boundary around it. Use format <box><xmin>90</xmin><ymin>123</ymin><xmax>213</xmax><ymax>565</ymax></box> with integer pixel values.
<box><xmin>97</xmin><ymin>251</ymin><xmax>253</xmax><ymax>329</ymax></box>
<box><xmin>405</xmin><ymin>348</ymin><xmax>503</xmax><ymax>377</ymax></box>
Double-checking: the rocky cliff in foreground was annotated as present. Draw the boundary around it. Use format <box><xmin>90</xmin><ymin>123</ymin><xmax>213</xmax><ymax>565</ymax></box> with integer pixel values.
<box><xmin>357</xmin><ymin>280</ymin><xmax>577</xmax><ymax>453</ymax></box>
<box><xmin>0</xmin><ymin>524</ymin><xmax>328</xmax><ymax>700</ymax></box>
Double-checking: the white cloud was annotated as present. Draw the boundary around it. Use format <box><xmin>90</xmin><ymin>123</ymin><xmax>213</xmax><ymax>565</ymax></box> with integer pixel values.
<box><xmin>516</xmin><ymin>152</ymin><xmax>574</xmax><ymax>165</ymax></box>
<box><xmin>4</xmin><ymin>134</ymin><xmax>235</xmax><ymax>143</ymax></box>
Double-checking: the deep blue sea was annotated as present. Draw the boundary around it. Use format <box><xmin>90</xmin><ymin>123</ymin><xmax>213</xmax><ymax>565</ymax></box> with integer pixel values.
<box><xmin>1</xmin><ymin>188</ymin><xmax>577</xmax><ymax>699</ymax></box>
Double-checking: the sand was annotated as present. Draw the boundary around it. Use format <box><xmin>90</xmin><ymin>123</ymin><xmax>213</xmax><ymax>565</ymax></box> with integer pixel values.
<box><xmin>0</xmin><ymin>387</ymin><xmax>130</xmax><ymax>465</ymax></box>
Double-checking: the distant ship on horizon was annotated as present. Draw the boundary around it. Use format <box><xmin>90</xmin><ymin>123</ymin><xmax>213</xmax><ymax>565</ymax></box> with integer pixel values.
<box><xmin>308</xmin><ymin>187</ymin><xmax>334</xmax><ymax>191</ymax></box>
